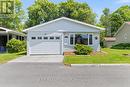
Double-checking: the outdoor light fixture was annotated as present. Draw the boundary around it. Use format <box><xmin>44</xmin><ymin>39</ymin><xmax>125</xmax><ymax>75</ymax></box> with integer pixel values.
<box><xmin>95</xmin><ymin>36</ymin><xmax>98</xmax><ymax>40</ymax></box>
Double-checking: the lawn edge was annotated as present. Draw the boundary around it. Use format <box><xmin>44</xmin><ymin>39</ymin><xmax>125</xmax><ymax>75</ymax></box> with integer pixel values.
<box><xmin>71</xmin><ymin>64</ymin><xmax>130</xmax><ymax>66</ymax></box>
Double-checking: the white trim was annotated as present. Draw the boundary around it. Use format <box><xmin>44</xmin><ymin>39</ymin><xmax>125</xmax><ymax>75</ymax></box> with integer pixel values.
<box><xmin>27</xmin><ymin>32</ymin><xmax>30</xmax><ymax>56</ymax></box>
<box><xmin>23</xmin><ymin>17</ymin><xmax>105</xmax><ymax>32</ymax></box>
<box><xmin>0</xmin><ymin>27</ymin><xmax>25</xmax><ymax>36</ymax></box>
<box><xmin>61</xmin><ymin>33</ymin><xmax>64</xmax><ymax>54</ymax></box>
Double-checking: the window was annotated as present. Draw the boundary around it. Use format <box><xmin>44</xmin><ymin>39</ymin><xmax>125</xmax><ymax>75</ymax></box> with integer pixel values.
<box><xmin>82</xmin><ymin>34</ymin><xmax>88</xmax><ymax>45</ymax></box>
<box><xmin>89</xmin><ymin>34</ymin><xmax>93</xmax><ymax>45</ymax></box>
<box><xmin>50</xmin><ymin>37</ymin><xmax>54</xmax><ymax>40</ymax></box>
<box><xmin>31</xmin><ymin>37</ymin><xmax>36</xmax><ymax>40</ymax></box>
<box><xmin>75</xmin><ymin>34</ymin><xmax>82</xmax><ymax>44</ymax></box>
<box><xmin>38</xmin><ymin>37</ymin><xmax>42</xmax><ymax>40</ymax></box>
<box><xmin>69</xmin><ymin>34</ymin><xmax>93</xmax><ymax>46</ymax></box>
<box><xmin>56</xmin><ymin>37</ymin><xmax>60</xmax><ymax>40</ymax></box>
<box><xmin>43</xmin><ymin>37</ymin><xmax>48</xmax><ymax>40</ymax></box>
<box><xmin>70</xmin><ymin>34</ymin><xmax>74</xmax><ymax>45</ymax></box>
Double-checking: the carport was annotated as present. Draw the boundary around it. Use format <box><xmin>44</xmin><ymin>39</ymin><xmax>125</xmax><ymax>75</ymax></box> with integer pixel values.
<box><xmin>0</xmin><ymin>27</ymin><xmax>25</xmax><ymax>52</ymax></box>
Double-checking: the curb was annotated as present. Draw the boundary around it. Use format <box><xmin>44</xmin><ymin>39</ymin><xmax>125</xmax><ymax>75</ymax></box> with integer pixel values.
<box><xmin>71</xmin><ymin>64</ymin><xmax>130</xmax><ymax>66</ymax></box>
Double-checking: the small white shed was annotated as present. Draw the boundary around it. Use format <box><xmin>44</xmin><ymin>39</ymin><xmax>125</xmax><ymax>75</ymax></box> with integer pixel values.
<box><xmin>23</xmin><ymin>17</ymin><xmax>104</xmax><ymax>55</ymax></box>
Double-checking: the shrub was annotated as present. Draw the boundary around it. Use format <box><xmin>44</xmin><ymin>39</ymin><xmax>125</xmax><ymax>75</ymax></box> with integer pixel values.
<box><xmin>111</xmin><ymin>43</ymin><xmax>130</xmax><ymax>49</ymax></box>
<box><xmin>6</xmin><ymin>38</ymin><xmax>26</xmax><ymax>53</ymax></box>
<box><xmin>74</xmin><ymin>44</ymin><xmax>93</xmax><ymax>55</ymax></box>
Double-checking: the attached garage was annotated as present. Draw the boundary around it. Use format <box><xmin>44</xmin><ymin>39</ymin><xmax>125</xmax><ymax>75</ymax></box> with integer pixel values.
<box><xmin>29</xmin><ymin>33</ymin><xmax>62</xmax><ymax>55</ymax></box>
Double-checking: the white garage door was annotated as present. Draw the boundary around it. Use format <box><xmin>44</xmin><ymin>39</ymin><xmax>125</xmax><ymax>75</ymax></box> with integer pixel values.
<box><xmin>29</xmin><ymin>36</ymin><xmax>62</xmax><ymax>55</ymax></box>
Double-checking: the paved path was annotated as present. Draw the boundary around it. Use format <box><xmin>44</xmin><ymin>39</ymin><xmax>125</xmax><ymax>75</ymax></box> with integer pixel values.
<box><xmin>0</xmin><ymin>63</ymin><xmax>130</xmax><ymax>87</ymax></box>
<box><xmin>8</xmin><ymin>55</ymin><xmax>64</xmax><ymax>63</ymax></box>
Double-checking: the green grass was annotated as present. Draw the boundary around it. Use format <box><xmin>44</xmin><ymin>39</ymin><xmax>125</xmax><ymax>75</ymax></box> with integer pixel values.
<box><xmin>0</xmin><ymin>52</ymin><xmax>24</xmax><ymax>64</ymax></box>
<box><xmin>64</xmin><ymin>48</ymin><xmax>130</xmax><ymax>64</ymax></box>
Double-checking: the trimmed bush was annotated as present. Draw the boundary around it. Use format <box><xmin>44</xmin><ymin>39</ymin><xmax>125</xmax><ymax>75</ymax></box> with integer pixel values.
<box><xmin>74</xmin><ymin>44</ymin><xmax>93</xmax><ymax>55</ymax></box>
<box><xmin>6</xmin><ymin>38</ymin><xmax>26</xmax><ymax>53</ymax></box>
<box><xmin>111</xmin><ymin>43</ymin><xmax>130</xmax><ymax>49</ymax></box>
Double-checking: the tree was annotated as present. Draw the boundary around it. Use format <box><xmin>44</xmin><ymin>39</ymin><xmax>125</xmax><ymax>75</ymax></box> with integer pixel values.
<box><xmin>99</xmin><ymin>5</ymin><xmax>130</xmax><ymax>36</ymax></box>
<box><xmin>100</xmin><ymin>8</ymin><xmax>110</xmax><ymax>27</ymax></box>
<box><xmin>100</xmin><ymin>8</ymin><xmax>111</xmax><ymax>36</ymax></box>
<box><xmin>109</xmin><ymin>13</ymin><xmax>124</xmax><ymax>36</ymax></box>
<box><xmin>0</xmin><ymin>0</ymin><xmax>25</xmax><ymax>31</ymax></box>
<box><xmin>58</xmin><ymin>0</ymin><xmax>96</xmax><ymax>24</ymax></box>
<box><xmin>115</xmin><ymin>5</ymin><xmax>130</xmax><ymax>21</ymax></box>
<box><xmin>26</xmin><ymin>0</ymin><xmax>59</xmax><ymax>27</ymax></box>
<box><xmin>26</xmin><ymin>0</ymin><xmax>96</xmax><ymax>27</ymax></box>
<box><xmin>109</xmin><ymin>5</ymin><xmax>130</xmax><ymax>36</ymax></box>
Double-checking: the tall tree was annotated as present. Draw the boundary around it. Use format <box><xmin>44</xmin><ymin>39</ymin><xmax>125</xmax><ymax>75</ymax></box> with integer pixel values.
<box><xmin>100</xmin><ymin>8</ymin><xmax>111</xmax><ymax>36</ymax></box>
<box><xmin>99</xmin><ymin>5</ymin><xmax>130</xmax><ymax>36</ymax></box>
<box><xmin>0</xmin><ymin>0</ymin><xmax>25</xmax><ymax>31</ymax></box>
<box><xmin>100</xmin><ymin>8</ymin><xmax>110</xmax><ymax>27</ymax></box>
<box><xmin>26</xmin><ymin>0</ymin><xmax>59</xmax><ymax>27</ymax></box>
<box><xmin>110</xmin><ymin>5</ymin><xmax>130</xmax><ymax>36</ymax></box>
<box><xmin>26</xmin><ymin>0</ymin><xmax>96</xmax><ymax>28</ymax></box>
<box><xmin>109</xmin><ymin>13</ymin><xmax>124</xmax><ymax>36</ymax></box>
<box><xmin>58</xmin><ymin>0</ymin><xmax>96</xmax><ymax>24</ymax></box>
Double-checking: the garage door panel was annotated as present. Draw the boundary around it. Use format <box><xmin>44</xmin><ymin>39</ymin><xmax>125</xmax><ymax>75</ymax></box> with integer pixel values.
<box><xmin>30</xmin><ymin>41</ymin><xmax>61</xmax><ymax>54</ymax></box>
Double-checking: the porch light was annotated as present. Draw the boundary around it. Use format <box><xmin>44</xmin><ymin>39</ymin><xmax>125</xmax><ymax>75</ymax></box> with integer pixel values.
<box><xmin>95</xmin><ymin>36</ymin><xmax>98</xmax><ymax>40</ymax></box>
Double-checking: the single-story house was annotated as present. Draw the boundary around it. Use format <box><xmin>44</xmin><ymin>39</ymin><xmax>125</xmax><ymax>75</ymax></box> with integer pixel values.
<box><xmin>0</xmin><ymin>27</ymin><xmax>25</xmax><ymax>52</ymax></box>
<box><xmin>104</xmin><ymin>22</ymin><xmax>130</xmax><ymax>47</ymax></box>
<box><xmin>23</xmin><ymin>17</ymin><xmax>105</xmax><ymax>55</ymax></box>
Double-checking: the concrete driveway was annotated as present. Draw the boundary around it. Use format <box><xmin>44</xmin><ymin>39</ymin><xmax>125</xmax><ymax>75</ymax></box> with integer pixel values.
<box><xmin>0</xmin><ymin>63</ymin><xmax>130</xmax><ymax>87</ymax></box>
<box><xmin>9</xmin><ymin>55</ymin><xmax>64</xmax><ymax>63</ymax></box>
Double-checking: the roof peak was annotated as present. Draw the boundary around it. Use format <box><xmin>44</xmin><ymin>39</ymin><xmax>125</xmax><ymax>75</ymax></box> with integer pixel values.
<box><xmin>23</xmin><ymin>17</ymin><xmax>105</xmax><ymax>32</ymax></box>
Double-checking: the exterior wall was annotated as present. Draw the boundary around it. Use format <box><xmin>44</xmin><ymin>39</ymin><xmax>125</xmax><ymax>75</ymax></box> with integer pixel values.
<box><xmin>104</xmin><ymin>41</ymin><xmax>115</xmax><ymax>48</ymax></box>
<box><xmin>29</xmin><ymin>19</ymin><xmax>100</xmax><ymax>33</ymax></box>
<box><xmin>115</xmin><ymin>24</ymin><xmax>130</xmax><ymax>44</ymax></box>
<box><xmin>27</xmin><ymin>31</ymin><xmax>101</xmax><ymax>55</ymax></box>
<box><xmin>93</xmin><ymin>32</ymin><xmax>100</xmax><ymax>51</ymax></box>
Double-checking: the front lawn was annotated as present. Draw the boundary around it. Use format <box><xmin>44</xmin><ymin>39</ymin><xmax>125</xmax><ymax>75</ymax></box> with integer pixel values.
<box><xmin>64</xmin><ymin>48</ymin><xmax>130</xmax><ymax>64</ymax></box>
<box><xmin>0</xmin><ymin>53</ymin><xmax>24</xmax><ymax>64</ymax></box>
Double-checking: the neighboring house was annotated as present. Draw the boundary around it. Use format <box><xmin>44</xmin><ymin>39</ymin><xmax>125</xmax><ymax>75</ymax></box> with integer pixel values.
<box><xmin>104</xmin><ymin>22</ymin><xmax>130</xmax><ymax>47</ymax></box>
<box><xmin>23</xmin><ymin>17</ymin><xmax>104</xmax><ymax>55</ymax></box>
<box><xmin>0</xmin><ymin>27</ymin><xmax>25</xmax><ymax>52</ymax></box>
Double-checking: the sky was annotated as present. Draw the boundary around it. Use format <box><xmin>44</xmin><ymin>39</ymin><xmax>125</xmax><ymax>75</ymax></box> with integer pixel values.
<box><xmin>21</xmin><ymin>0</ymin><xmax>130</xmax><ymax>19</ymax></box>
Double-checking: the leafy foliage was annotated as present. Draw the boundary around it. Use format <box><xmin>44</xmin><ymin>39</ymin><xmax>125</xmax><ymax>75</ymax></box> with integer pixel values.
<box><xmin>74</xmin><ymin>44</ymin><xmax>93</xmax><ymax>55</ymax></box>
<box><xmin>26</xmin><ymin>0</ymin><xmax>96</xmax><ymax>27</ymax></box>
<box><xmin>109</xmin><ymin>5</ymin><xmax>130</xmax><ymax>36</ymax></box>
<box><xmin>111</xmin><ymin>43</ymin><xmax>130</xmax><ymax>49</ymax></box>
<box><xmin>6</xmin><ymin>38</ymin><xmax>26</xmax><ymax>53</ymax></box>
<box><xmin>109</xmin><ymin>13</ymin><xmax>124</xmax><ymax>36</ymax></box>
<box><xmin>58</xmin><ymin>0</ymin><xmax>96</xmax><ymax>24</ymax></box>
<box><xmin>100</xmin><ymin>8</ymin><xmax>111</xmax><ymax>36</ymax></box>
<box><xmin>0</xmin><ymin>0</ymin><xmax>25</xmax><ymax>31</ymax></box>
<box><xmin>26</xmin><ymin>0</ymin><xmax>59</xmax><ymax>27</ymax></box>
<box><xmin>100</xmin><ymin>8</ymin><xmax>110</xmax><ymax>28</ymax></box>
<box><xmin>99</xmin><ymin>5</ymin><xmax>130</xmax><ymax>36</ymax></box>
